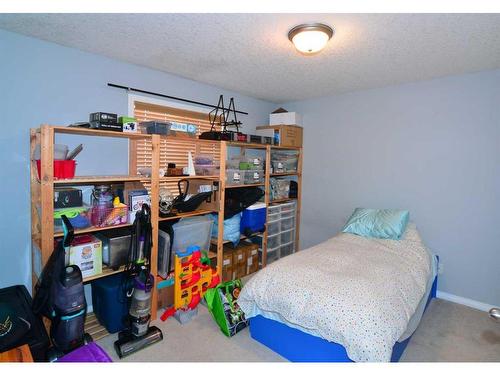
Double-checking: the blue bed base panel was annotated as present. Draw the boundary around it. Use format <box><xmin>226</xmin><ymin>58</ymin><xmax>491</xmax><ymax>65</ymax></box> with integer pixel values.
<box><xmin>249</xmin><ymin>275</ymin><xmax>438</xmax><ymax>362</ymax></box>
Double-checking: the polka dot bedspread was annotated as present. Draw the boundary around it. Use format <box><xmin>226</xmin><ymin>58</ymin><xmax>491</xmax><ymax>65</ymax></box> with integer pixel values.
<box><xmin>238</xmin><ymin>223</ymin><xmax>433</xmax><ymax>362</ymax></box>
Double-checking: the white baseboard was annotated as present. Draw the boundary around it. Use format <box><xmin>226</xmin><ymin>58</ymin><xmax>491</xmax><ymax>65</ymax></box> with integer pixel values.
<box><xmin>437</xmin><ymin>290</ymin><xmax>495</xmax><ymax>312</ymax></box>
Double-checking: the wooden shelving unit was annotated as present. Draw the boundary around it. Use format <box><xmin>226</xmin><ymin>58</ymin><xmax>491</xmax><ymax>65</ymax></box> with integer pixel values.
<box><xmin>30</xmin><ymin>125</ymin><xmax>302</xmax><ymax>323</ymax></box>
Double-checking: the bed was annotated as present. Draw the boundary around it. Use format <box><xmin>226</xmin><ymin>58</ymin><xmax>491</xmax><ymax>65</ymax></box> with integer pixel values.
<box><xmin>238</xmin><ymin>222</ymin><xmax>438</xmax><ymax>362</ymax></box>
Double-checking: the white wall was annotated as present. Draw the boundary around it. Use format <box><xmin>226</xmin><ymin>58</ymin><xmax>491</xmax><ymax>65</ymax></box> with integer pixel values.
<box><xmin>285</xmin><ymin>70</ymin><xmax>500</xmax><ymax>306</ymax></box>
<box><xmin>0</xmin><ymin>29</ymin><xmax>276</xmax><ymax>291</ymax></box>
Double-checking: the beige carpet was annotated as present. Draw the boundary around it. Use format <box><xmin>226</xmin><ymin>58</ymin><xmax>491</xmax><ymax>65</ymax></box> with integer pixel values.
<box><xmin>97</xmin><ymin>298</ymin><xmax>500</xmax><ymax>362</ymax></box>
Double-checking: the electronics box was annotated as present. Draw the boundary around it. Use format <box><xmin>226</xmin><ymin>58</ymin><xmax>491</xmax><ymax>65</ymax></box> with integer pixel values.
<box><xmin>256</xmin><ymin>125</ymin><xmax>303</xmax><ymax>147</ymax></box>
<box><xmin>119</xmin><ymin>116</ymin><xmax>138</xmax><ymax>133</ymax></box>
<box><xmin>89</xmin><ymin>112</ymin><xmax>122</xmax><ymax>132</ymax></box>
<box><xmin>54</xmin><ymin>187</ymin><xmax>83</xmax><ymax>209</ymax></box>
<box><xmin>94</xmin><ymin>229</ymin><xmax>131</xmax><ymax>270</ymax></box>
<box><xmin>68</xmin><ymin>235</ymin><xmax>102</xmax><ymax>278</ymax></box>
<box><xmin>269</xmin><ymin>111</ymin><xmax>302</xmax><ymax>126</ymax></box>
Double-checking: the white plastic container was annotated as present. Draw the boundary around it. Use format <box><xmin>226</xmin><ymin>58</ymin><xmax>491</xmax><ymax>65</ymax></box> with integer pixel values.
<box><xmin>267</xmin><ymin>233</ymin><xmax>280</xmax><ymax>249</ymax></box>
<box><xmin>267</xmin><ymin>204</ymin><xmax>281</xmax><ymax>216</ymax></box>
<box><xmin>280</xmin><ymin>216</ymin><xmax>295</xmax><ymax>231</ymax></box>
<box><xmin>226</xmin><ymin>169</ymin><xmax>243</xmax><ymax>186</ymax></box>
<box><xmin>267</xmin><ymin>219</ymin><xmax>281</xmax><ymax>236</ymax></box>
<box><xmin>280</xmin><ymin>229</ymin><xmax>294</xmax><ymax>244</ymax></box>
<box><xmin>280</xmin><ymin>242</ymin><xmax>295</xmax><ymax>258</ymax></box>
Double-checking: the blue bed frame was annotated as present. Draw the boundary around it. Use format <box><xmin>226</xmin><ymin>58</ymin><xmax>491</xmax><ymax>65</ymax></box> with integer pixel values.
<box><xmin>249</xmin><ymin>275</ymin><xmax>438</xmax><ymax>362</ymax></box>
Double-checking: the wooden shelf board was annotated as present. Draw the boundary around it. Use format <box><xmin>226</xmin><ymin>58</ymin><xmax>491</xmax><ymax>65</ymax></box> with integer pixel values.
<box><xmin>83</xmin><ymin>265</ymin><xmax>125</xmax><ymax>283</ymax></box>
<box><xmin>210</xmin><ymin>232</ymin><xmax>264</xmax><ymax>246</ymax></box>
<box><xmin>224</xmin><ymin>141</ymin><xmax>268</xmax><ymax>149</ymax></box>
<box><xmin>160</xmin><ymin>175</ymin><xmax>219</xmax><ymax>182</ymax></box>
<box><xmin>54</xmin><ymin>223</ymin><xmax>132</xmax><ymax>237</ymax></box>
<box><xmin>225</xmin><ymin>183</ymin><xmax>265</xmax><ymax>189</ymax></box>
<box><xmin>270</xmin><ymin>172</ymin><xmax>299</xmax><ymax>177</ymax></box>
<box><xmin>50</xmin><ymin>126</ymin><xmax>152</xmax><ymax>139</ymax></box>
<box><xmin>271</xmin><ymin>145</ymin><xmax>302</xmax><ymax>150</ymax></box>
<box><xmin>53</xmin><ymin>175</ymin><xmax>150</xmax><ymax>185</ymax></box>
<box><xmin>270</xmin><ymin>197</ymin><xmax>297</xmax><ymax>204</ymax></box>
<box><xmin>158</xmin><ymin>209</ymin><xmax>215</xmax><ymax>222</ymax></box>
<box><xmin>85</xmin><ymin>313</ymin><xmax>111</xmax><ymax>341</ymax></box>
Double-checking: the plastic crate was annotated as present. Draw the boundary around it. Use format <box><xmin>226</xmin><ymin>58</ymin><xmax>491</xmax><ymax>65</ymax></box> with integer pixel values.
<box><xmin>194</xmin><ymin>164</ymin><xmax>219</xmax><ymax>176</ymax></box>
<box><xmin>259</xmin><ymin>247</ymin><xmax>280</xmax><ymax>265</ymax></box>
<box><xmin>172</xmin><ymin>215</ymin><xmax>214</xmax><ymax>253</ymax></box>
<box><xmin>268</xmin><ymin>213</ymin><xmax>280</xmax><ymax>222</ymax></box>
<box><xmin>280</xmin><ymin>201</ymin><xmax>296</xmax><ymax>214</ymax></box>
<box><xmin>280</xmin><ymin>229</ymin><xmax>294</xmax><ymax>244</ymax></box>
<box><xmin>53</xmin><ymin>205</ymin><xmax>92</xmax><ymax>233</ymax></box>
<box><xmin>267</xmin><ymin>219</ymin><xmax>281</xmax><ymax>235</ymax></box>
<box><xmin>267</xmin><ymin>204</ymin><xmax>281</xmax><ymax>216</ymax></box>
<box><xmin>267</xmin><ymin>233</ymin><xmax>280</xmax><ymax>249</ymax></box>
<box><xmin>226</xmin><ymin>169</ymin><xmax>243</xmax><ymax>186</ymax></box>
<box><xmin>280</xmin><ymin>216</ymin><xmax>295</xmax><ymax>231</ymax></box>
<box><xmin>243</xmin><ymin>169</ymin><xmax>264</xmax><ymax>184</ymax></box>
<box><xmin>280</xmin><ymin>242</ymin><xmax>295</xmax><ymax>258</ymax></box>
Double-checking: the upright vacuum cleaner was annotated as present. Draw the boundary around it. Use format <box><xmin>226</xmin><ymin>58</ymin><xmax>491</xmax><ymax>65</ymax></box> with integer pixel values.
<box><xmin>33</xmin><ymin>215</ymin><xmax>91</xmax><ymax>361</ymax></box>
<box><xmin>114</xmin><ymin>204</ymin><xmax>163</xmax><ymax>358</ymax></box>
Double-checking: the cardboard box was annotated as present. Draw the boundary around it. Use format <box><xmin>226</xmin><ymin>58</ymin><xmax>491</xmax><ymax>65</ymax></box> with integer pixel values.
<box><xmin>222</xmin><ymin>250</ymin><xmax>233</xmax><ymax>282</ymax></box>
<box><xmin>157</xmin><ymin>284</ymin><xmax>174</xmax><ymax>310</ymax></box>
<box><xmin>256</xmin><ymin>125</ymin><xmax>303</xmax><ymax>147</ymax></box>
<box><xmin>68</xmin><ymin>235</ymin><xmax>102</xmax><ymax>278</ymax></box>
<box><xmin>245</xmin><ymin>244</ymin><xmax>259</xmax><ymax>275</ymax></box>
<box><xmin>232</xmin><ymin>247</ymin><xmax>246</xmax><ymax>267</ymax></box>
<box><xmin>270</xmin><ymin>111</ymin><xmax>302</xmax><ymax>126</ymax></box>
<box><xmin>233</xmin><ymin>264</ymin><xmax>246</xmax><ymax>280</ymax></box>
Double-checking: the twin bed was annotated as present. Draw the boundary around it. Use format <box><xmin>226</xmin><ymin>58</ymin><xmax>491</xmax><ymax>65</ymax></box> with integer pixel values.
<box><xmin>239</xmin><ymin>221</ymin><xmax>438</xmax><ymax>362</ymax></box>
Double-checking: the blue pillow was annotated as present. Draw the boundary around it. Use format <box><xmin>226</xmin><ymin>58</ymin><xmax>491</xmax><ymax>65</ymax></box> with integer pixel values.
<box><xmin>342</xmin><ymin>208</ymin><xmax>410</xmax><ymax>240</ymax></box>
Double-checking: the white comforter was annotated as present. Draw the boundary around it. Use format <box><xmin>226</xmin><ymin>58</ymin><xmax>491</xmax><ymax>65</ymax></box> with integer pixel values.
<box><xmin>239</xmin><ymin>223</ymin><xmax>434</xmax><ymax>362</ymax></box>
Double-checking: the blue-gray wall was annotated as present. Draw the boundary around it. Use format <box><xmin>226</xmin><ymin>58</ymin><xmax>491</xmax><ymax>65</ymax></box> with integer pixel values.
<box><xmin>0</xmin><ymin>29</ymin><xmax>276</xmax><ymax>291</ymax></box>
<box><xmin>285</xmin><ymin>70</ymin><xmax>500</xmax><ymax>306</ymax></box>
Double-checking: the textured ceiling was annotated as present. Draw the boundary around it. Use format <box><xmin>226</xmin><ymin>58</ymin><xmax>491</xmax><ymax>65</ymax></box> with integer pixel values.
<box><xmin>1</xmin><ymin>13</ymin><xmax>500</xmax><ymax>103</ymax></box>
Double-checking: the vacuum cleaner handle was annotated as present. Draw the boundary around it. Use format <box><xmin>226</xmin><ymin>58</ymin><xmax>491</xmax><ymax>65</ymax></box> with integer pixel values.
<box><xmin>61</xmin><ymin>215</ymin><xmax>74</xmax><ymax>248</ymax></box>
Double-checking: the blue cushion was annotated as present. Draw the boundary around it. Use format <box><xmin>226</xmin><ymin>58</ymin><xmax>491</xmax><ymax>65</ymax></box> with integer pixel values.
<box><xmin>342</xmin><ymin>208</ymin><xmax>410</xmax><ymax>240</ymax></box>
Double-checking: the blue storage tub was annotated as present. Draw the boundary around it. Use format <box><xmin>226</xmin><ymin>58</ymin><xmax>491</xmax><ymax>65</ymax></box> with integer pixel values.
<box><xmin>241</xmin><ymin>203</ymin><xmax>266</xmax><ymax>235</ymax></box>
<box><xmin>91</xmin><ymin>273</ymin><xmax>129</xmax><ymax>334</ymax></box>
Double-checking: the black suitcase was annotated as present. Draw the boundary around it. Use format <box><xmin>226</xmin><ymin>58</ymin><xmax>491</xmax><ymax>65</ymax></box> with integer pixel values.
<box><xmin>0</xmin><ymin>285</ymin><xmax>50</xmax><ymax>361</ymax></box>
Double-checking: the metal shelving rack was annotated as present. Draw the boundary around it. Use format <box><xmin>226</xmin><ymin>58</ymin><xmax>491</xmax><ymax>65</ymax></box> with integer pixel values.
<box><xmin>30</xmin><ymin>125</ymin><xmax>302</xmax><ymax>322</ymax></box>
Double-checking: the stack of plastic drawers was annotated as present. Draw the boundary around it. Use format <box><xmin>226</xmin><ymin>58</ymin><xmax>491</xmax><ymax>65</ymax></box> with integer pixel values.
<box><xmin>262</xmin><ymin>201</ymin><xmax>296</xmax><ymax>265</ymax></box>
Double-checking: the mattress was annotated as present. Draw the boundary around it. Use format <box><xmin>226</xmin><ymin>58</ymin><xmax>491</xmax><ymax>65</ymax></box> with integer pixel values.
<box><xmin>239</xmin><ymin>223</ymin><xmax>437</xmax><ymax>362</ymax></box>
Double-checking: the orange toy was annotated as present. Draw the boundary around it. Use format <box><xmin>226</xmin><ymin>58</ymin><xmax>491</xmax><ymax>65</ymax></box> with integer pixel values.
<box><xmin>173</xmin><ymin>245</ymin><xmax>219</xmax><ymax>311</ymax></box>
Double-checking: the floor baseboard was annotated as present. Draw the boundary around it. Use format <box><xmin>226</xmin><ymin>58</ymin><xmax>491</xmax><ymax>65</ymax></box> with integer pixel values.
<box><xmin>437</xmin><ymin>290</ymin><xmax>495</xmax><ymax>312</ymax></box>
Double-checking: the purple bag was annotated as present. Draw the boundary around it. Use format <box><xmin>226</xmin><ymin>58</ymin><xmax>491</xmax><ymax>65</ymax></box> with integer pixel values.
<box><xmin>58</xmin><ymin>342</ymin><xmax>113</xmax><ymax>362</ymax></box>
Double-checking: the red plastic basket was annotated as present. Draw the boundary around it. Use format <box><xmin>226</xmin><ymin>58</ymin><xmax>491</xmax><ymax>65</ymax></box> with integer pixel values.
<box><xmin>36</xmin><ymin>160</ymin><xmax>76</xmax><ymax>179</ymax></box>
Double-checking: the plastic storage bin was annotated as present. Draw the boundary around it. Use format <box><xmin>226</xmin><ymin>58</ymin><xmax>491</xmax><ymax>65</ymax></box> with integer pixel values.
<box><xmin>36</xmin><ymin>159</ymin><xmax>76</xmax><ymax>180</ymax></box>
<box><xmin>194</xmin><ymin>164</ymin><xmax>219</xmax><ymax>176</ymax></box>
<box><xmin>226</xmin><ymin>169</ymin><xmax>243</xmax><ymax>186</ymax></box>
<box><xmin>91</xmin><ymin>273</ymin><xmax>129</xmax><ymax>334</ymax></box>
<box><xmin>53</xmin><ymin>205</ymin><xmax>91</xmax><ymax>233</ymax></box>
<box><xmin>172</xmin><ymin>215</ymin><xmax>214</xmax><ymax>253</ymax></box>
<box><xmin>158</xmin><ymin>229</ymin><xmax>172</xmax><ymax>279</ymax></box>
<box><xmin>271</xmin><ymin>151</ymin><xmax>299</xmax><ymax>173</ymax></box>
<box><xmin>268</xmin><ymin>213</ymin><xmax>280</xmax><ymax>222</ymax></box>
<box><xmin>267</xmin><ymin>204</ymin><xmax>281</xmax><ymax>216</ymax></box>
<box><xmin>243</xmin><ymin>169</ymin><xmax>264</xmax><ymax>184</ymax></box>
<box><xmin>280</xmin><ymin>242</ymin><xmax>295</xmax><ymax>258</ymax></box>
<box><xmin>260</xmin><ymin>247</ymin><xmax>280</xmax><ymax>265</ymax></box>
<box><xmin>267</xmin><ymin>219</ymin><xmax>281</xmax><ymax>236</ymax></box>
<box><xmin>141</xmin><ymin>121</ymin><xmax>172</xmax><ymax>135</ymax></box>
<box><xmin>267</xmin><ymin>233</ymin><xmax>280</xmax><ymax>249</ymax></box>
<box><xmin>240</xmin><ymin>203</ymin><xmax>266</xmax><ymax>234</ymax></box>
<box><xmin>280</xmin><ymin>201</ymin><xmax>296</xmax><ymax>214</ymax></box>
<box><xmin>280</xmin><ymin>216</ymin><xmax>295</xmax><ymax>231</ymax></box>
<box><xmin>281</xmin><ymin>229</ymin><xmax>294</xmax><ymax>244</ymax></box>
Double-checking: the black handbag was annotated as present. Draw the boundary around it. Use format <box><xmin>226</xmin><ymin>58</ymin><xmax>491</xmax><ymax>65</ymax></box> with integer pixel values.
<box><xmin>171</xmin><ymin>179</ymin><xmax>213</xmax><ymax>213</ymax></box>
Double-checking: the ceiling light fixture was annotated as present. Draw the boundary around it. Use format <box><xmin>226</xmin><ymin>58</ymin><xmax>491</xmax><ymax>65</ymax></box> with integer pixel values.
<box><xmin>288</xmin><ymin>23</ymin><xmax>334</xmax><ymax>55</ymax></box>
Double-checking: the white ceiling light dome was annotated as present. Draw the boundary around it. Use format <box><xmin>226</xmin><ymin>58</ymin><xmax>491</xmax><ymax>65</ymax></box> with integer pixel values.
<box><xmin>288</xmin><ymin>23</ymin><xmax>334</xmax><ymax>55</ymax></box>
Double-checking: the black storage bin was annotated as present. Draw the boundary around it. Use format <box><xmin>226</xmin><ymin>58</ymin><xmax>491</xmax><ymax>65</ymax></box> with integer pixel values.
<box><xmin>0</xmin><ymin>285</ymin><xmax>50</xmax><ymax>361</ymax></box>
